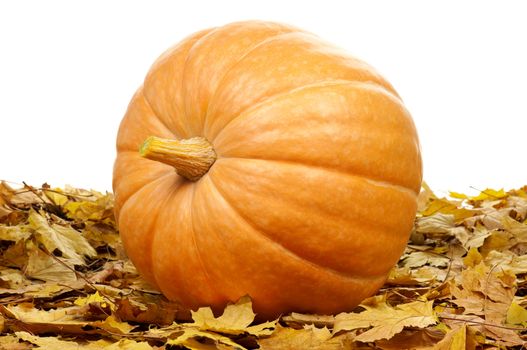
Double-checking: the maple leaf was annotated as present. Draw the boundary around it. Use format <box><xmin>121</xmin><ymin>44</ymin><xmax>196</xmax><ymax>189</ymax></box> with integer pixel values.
<box><xmin>96</xmin><ymin>315</ymin><xmax>136</xmax><ymax>334</ymax></box>
<box><xmin>387</xmin><ymin>266</ymin><xmax>441</xmax><ymax>285</ymax></box>
<box><xmin>2</xmin><ymin>181</ymin><xmax>527</xmax><ymax>349</ymax></box>
<box><xmin>189</xmin><ymin>295</ymin><xmax>277</xmax><ymax>336</ymax></box>
<box><xmin>61</xmin><ymin>187</ymin><xmax>114</xmax><ymax>222</ymax></box>
<box><xmin>281</xmin><ymin>312</ymin><xmax>335</xmax><ymax>329</ymax></box>
<box><xmin>416</xmin><ymin>213</ymin><xmax>456</xmax><ymax>234</ymax></box>
<box><xmin>258</xmin><ymin>325</ymin><xmax>354</xmax><ymax>350</ymax></box>
<box><xmin>74</xmin><ymin>291</ymin><xmax>115</xmax><ymax>311</ymax></box>
<box><xmin>430</xmin><ymin>324</ymin><xmax>479</xmax><ymax>350</ymax></box>
<box><xmin>0</xmin><ymin>225</ymin><xmax>31</xmax><ymax>243</ymax></box>
<box><xmin>165</xmin><ymin>328</ymin><xmax>245</xmax><ymax>349</ymax></box>
<box><xmin>506</xmin><ymin>301</ymin><xmax>527</xmax><ymax>326</ymax></box>
<box><xmin>15</xmin><ymin>331</ymin><xmax>153</xmax><ymax>349</ymax></box>
<box><xmin>334</xmin><ymin>300</ymin><xmax>438</xmax><ymax>342</ymax></box>
<box><xmin>43</xmin><ymin>188</ymin><xmax>69</xmax><ymax>206</ymax></box>
<box><xmin>24</xmin><ymin>246</ymin><xmax>77</xmax><ymax>283</ymax></box>
<box><xmin>470</xmin><ymin>188</ymin><xmax>509</xmax><ymax>201</ymax></box>
<box><xmin>402</xmin><ymin>251</ymin><xmax>450</xmax><ymax>268</ymax></box>
<box><xmin>28</xmin><ymin>209</ymin><xmax>96</xmax><ymax>265</ymax></box>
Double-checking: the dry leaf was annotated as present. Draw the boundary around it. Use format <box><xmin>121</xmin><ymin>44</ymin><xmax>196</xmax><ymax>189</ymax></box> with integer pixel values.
<box><xmin>190</xmin><ymin>295</ymin><xmax>277</xmax><ymax>336</ymax></box>
<box><xmin>1</xmin><ymin>181</ymin><xmax>527</xmax><ymax>349</ymax></box>
<box><xmin>165</xmin><ymin>328</ymin><xmax>244</xmax><ymax>349</ymax></box>
<box><xmin>29</xmin><ymin>209</ymin><xmax>96</xmax><ymax>265</ymax></box>
<box><xmin>506</xmin><ymin>301</ymin><xmax>527</xmax><ymax>326</ymax></box>
<box><xmin>15</xmin><ymin>331</ymin><xmax>153</xmax><ymax>349</ymax></box>
<box><xmin>334</xmin><ymin>300</ymin><xmax>438</xmax><ymax>342</ymax></box>
<box><xmin>24</xmin><ymin>247</ymin><xmax>77</xmax><ymax>283</ymax></box>
<box><xmin>258</xmin><ymin>325</ymin><xmax>356</xmax><ymax>350</ymax></box>
<box><xmin>0</xmin><ymin>225</ymin><xmax>31</xmax><ymax>243</ymax></box>
<box><xmin>432</xmin><ymin>324</ymin><xmax>468</xmax><ymax>350</ymax></box>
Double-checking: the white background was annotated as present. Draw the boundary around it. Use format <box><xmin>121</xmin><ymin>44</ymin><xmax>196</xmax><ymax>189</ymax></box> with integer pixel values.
<box><xmin>1</xmin><ymin>1</ymin><xmax>526</xmax><ymax>194</ymax></box>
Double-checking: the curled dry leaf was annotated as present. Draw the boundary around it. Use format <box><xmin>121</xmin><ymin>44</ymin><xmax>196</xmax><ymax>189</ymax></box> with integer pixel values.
<box><xmin>0</xmin><ymin>181</ymin><xmax>526</xmax><ymax>348</ymax></box>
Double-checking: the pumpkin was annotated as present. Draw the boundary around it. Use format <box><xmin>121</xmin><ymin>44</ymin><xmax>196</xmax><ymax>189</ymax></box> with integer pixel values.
<box><xmin>113</xmin><ymin>20</ymin><xmax>422</xmax><ymax>320</ymax></box>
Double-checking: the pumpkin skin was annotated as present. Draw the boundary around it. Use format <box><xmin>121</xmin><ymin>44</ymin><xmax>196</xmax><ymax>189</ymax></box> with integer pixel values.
<box><xmin>113</xmin><ymin>20</ymin><xmax>422</xmax><ymax>320</ymax></box>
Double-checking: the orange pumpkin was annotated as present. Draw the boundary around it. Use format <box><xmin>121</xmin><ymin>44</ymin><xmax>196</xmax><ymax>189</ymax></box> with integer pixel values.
<box><xmin>113</xmin><ymin>20</ymin><xmax>422</xmax><ymax>320</ymax></box>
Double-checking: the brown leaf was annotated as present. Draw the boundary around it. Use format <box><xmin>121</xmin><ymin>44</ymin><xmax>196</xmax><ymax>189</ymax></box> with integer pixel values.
<box><xmin>24</xmin><ymin>246</ymin><xmax>77</xmax><ymax>283</ymax></box>
<box><xmin>115</xmin><ymin>296</ymin><xmax>188</xmax><ymax>325</ymax></box>
<box><xmin>258</xmin><ymin>325</ymin><xmax>357</xmax><ymax>350</ymax></box>
<box><xmin>334</xmin><ymin>300</ymin><xmax>438</xmax><ymax>342</ymax></box>
<box><xmin>282</xmin><ymin>312</ymin><xmax>335</xmax><ymax>329</ymax></box>
<box><xmin>1</xmin><ymin>181</ymin><xmax>526</xmax><ymax>349</ymax></box>
<box><xmin>374</xmin><ymin>327</ymin><xmax>444</xmax><ymax>350</ymax></box>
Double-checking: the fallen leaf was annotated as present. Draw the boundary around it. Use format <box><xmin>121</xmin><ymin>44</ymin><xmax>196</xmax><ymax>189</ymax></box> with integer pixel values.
<box><xmin>166</xmin><ymin>327</ymin><xmax>245</xmax><ymax>349</ymax></box>
<box><xmin>334</xmin><ymin>300</ymin><xmax>438</xmax><ymax>342</ymax></box>
<box><xmin>190</xmin><ymin>295</ymin><xmax>277</xmax><ymax>336</ymax></box>
<box><xmin>416</xmin><ymin>213</ymin><xmax>456</xmax><ymax>234</ymax></box>
<box><xmin>24</xmin><ymin>246</ymin><xmax>77</xmax><ymax>283</ymax></box>
<box><xmin>506</xmin><ymin>301</ymin><xmax>527</xmax><ymax>326</ymax></box>
<box><xmin>402</xmin><ymin>251</ymin><xmax>450</xmax><ymax>268</ymax></box>
<box><xmin>0</xmin><ymin>268</ymin><xmax>29</xmax><ymax>289</ymax></box>
<box><xmin>470</xmin><ymin>188</ymin><xmax>508</xmax><ymax>201</ymax></box>
<box><xmin>95</xmin><ymin>314</ymin><xmax>136</xmax><ymax>334</ymax></box>
<box><xmin>15</xmin><ymin>331</ymin><xmax>89</xmax><ymax>349</ymax></box>
<box><xmin>282</xmin><ymin>312</ymin><xmax>335</xmax><ymax>328</ymax></box>
<box><xmin>374</xmin><ymin>327</ymin><xmax>444</xmax><ymax>350</ymax></box>
<box><xmin>0</xmin><ymin>225</ymin><xmax>31</xmax><ymax>243</ymax></box>
<box><xmin>432</xmin><ymin>324</ymin><xmax>468</xmax><ymax>350</ymax></box>
<box><xmin>15</xmin><ymin>331</ymin><xmax>153</xmax><ymax>349</ymax></box>
<box><xmin>74</xmin><ymin>291</ymin><xmax>111</xmax><ymax>308</ymax></box>
<box><xmin>28</xmin><ymin>209</ymin><xmax>96</xmax><ymax>265</ymax></box>
<box><xmin>0</xmin><ymin>333</ymin><xmax>32</xmax><ymax>350</ymax></box>
<box><xmin>1</xmin><ymin>181</ymin><xmax>526</xmax><ymax>349</ymax></box>
<box><xmin>258</xmin><ymin>325</ymin><xmax>355</xmax><ymax>350</ymax></box>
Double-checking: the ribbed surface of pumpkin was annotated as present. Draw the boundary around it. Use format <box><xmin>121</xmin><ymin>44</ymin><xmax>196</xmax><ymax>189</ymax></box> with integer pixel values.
<box><xmin>113</xmin><ymin>21</ymin><xmax>422</xmax><ymax>319</ymax></box>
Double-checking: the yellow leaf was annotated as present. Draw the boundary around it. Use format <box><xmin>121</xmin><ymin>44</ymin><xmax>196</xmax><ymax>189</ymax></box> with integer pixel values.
<box><xmin>471</xmin><ymin>188</ymin><xmax>508</xmax><ymax>201</ymax></box>
<box><xmin>96</xmin><ymin>315</ymin><xmax>135</xmax><ymax>334</ymax></box>
<box><xmin>43</xmin><ymin>189</ymin><xmax>69</xmax><ymax>206</ymax></box>
<box><xmin>484</xmin><ymin>250</ymin><xmax>527</xmax><ymax>275</ymax></box>
<box><xmin>15</xmin><ymin>331</ymin><xmax>85</xmax><ymax>349</ymax></box>
<box><xmin>24</xmin><ymin>283</ymin><xmax>73</xmax><ymax>298</ymax></box>
<box><xmin>432</xmin><ymin>324</ymin><xmax>467</xmax><ymax>350</ymax></box>
<box><xmin>190</xmin><ymin>295</ymin><xmax>277</xmax><ymax>336</ymax></box>
<box><xmin>15</xmin><ymin>331</ymin><xmax>152</xmax><ymax>349</ymax></box>
<box><xmin>448</xmin><ymin>325</ymin><xmax>467</xmax><ymax>350</ymax></box>
<box><xmin>62</xmin><ymin>190</ymin><xmax>114</xmax><ymax>221</ymax></box>
<box><xmin>463</xmin><ymin>247</ymin><xmax>482</xmax><ymax>268</ymax></box>
<box><xmin>6</xmin><ymin>304</ymin><xmax>81</xmax><ymax>325</ymax></box>
<box><xmin>0</xmin><ymin>334</ymin><xmax>21</xmax><ymax>348</ymax></box>
<box><xmin>166</xmin><ymin>328</ymin><xmax>244</xmax><ymax>349</ymax></box>
<box><xmin>420</xmin><ymin>198</ymin><xmax>476</xmax><ymax>222</ymax></box>
<box><xmin>0</xmin><ymin>225</ymin><xmax>31</xmax><ymax>243</ymax></box>
<box><xmin>258</xmin><ymin>325</ymin><xmax>353</xmax><ymax>350</ymax></box>
<box><xmin>74</xmin><ymin>291</ymin><xmax>105</xmax><ymax>306</ymax></box>
<box><xmin>74</xmin><ymin>291</ymin><xmax>114</xmax><ymax>310</ymax></box>
<box><xmin>506</xmin><ymin>301</ymin><xmax>527</xmax><ymax>326</ymax></box>
<box><xmin>464</xmin><ymin>226</ymin><xmax>492</xmax><ymax>250</ymax></box>
<box><xmin>0</xmin><ymin>268</ymin><xmax>29</xmax><ymax>289</ymax></box>
<box><xmin>449</xmin><ymin>191</ymin><xmax>468</xmax><ymax>200</ymax></box>
<box><xmin>24</xmin><ymin>247</ymin><xmax>77</xmax><ymax>283</ymax></box>
<box><xmin>28</xmin><ymin>209</ymin><xmax>96</xmax><ymax>265</ymax></box>
<box><xmin>402</xmin><ymin>251</ymin><xmax>450</xmax><ymax>268</ymax></box>
<box><xmin>100</xmin><ymin>339</ymin><xmax>153</xmax><ymax>350</ymax></box>
<box><xmin>416</xmin><ymin>213</ymin><xmax>456</xmax><ymax>234</ymax></box>
<box><xmin>334</xmin><ymin>300</ymin><xmax>437</xmax><ymax>342</ymax></box>
<box><xmin>387</xmin><ymin>266</ymin><xmax>439</xmax><ymax>285</ymax></box>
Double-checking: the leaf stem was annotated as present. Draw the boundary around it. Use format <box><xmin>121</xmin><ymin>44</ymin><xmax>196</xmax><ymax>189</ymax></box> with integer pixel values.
<box><xmin>139</xmin><ymin>136</ymin><xmax>216</xmax><ymax>181</ymax></box>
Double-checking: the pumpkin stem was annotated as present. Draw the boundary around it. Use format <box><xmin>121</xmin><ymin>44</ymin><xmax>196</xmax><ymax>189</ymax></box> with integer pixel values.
<box><xmin>139</xmin><ymin>136</ymin><xmax>216</xmax><ymax>181</ymax></box>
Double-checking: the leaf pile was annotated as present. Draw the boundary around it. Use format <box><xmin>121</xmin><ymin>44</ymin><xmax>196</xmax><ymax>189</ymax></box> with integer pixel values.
<box><xmin>0</xmin><ymin>181</ymin><xmax>526</xmax><ymax>349</ymax></box>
